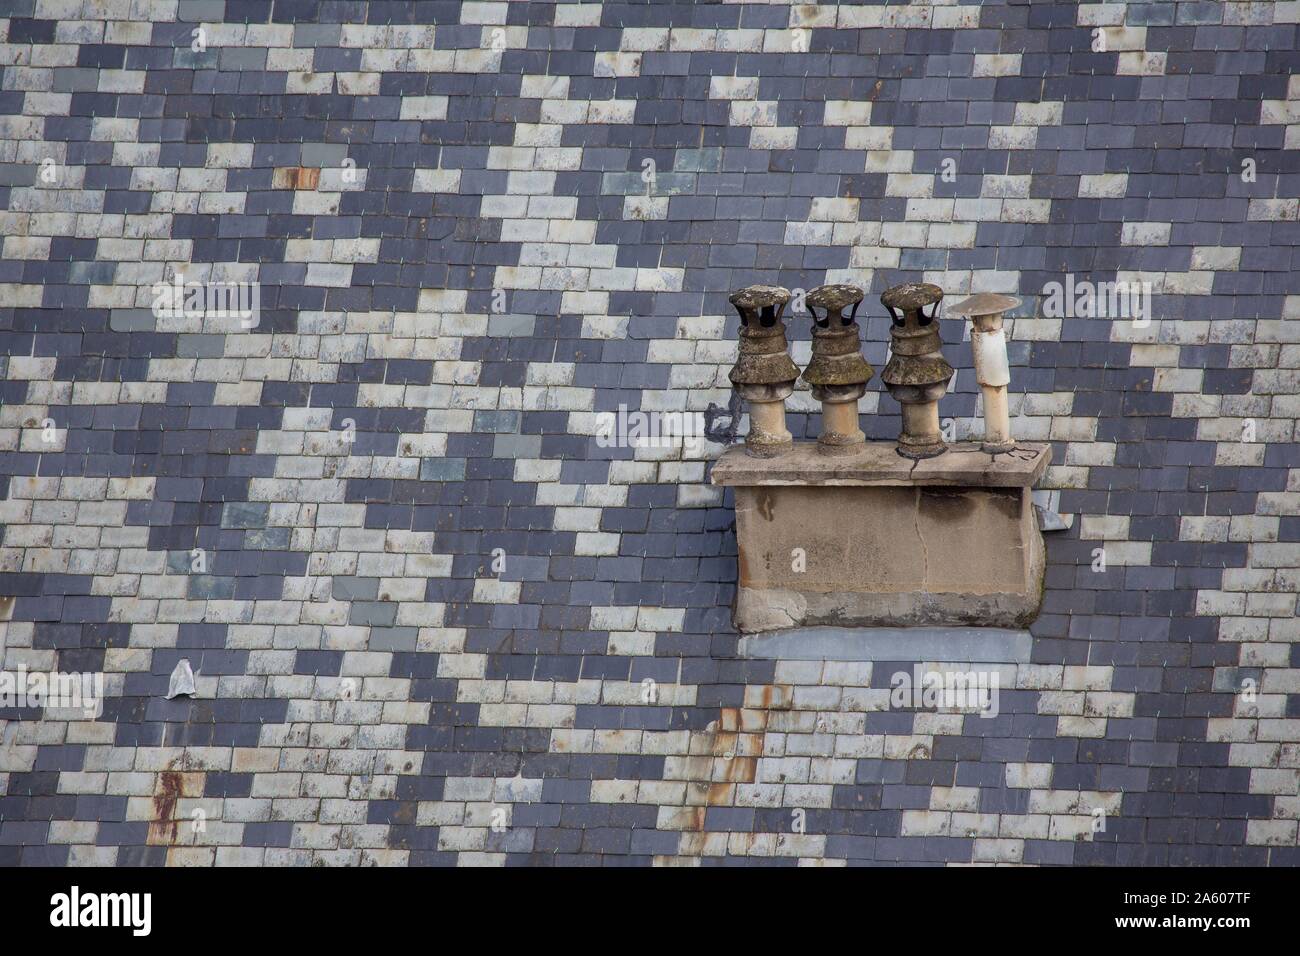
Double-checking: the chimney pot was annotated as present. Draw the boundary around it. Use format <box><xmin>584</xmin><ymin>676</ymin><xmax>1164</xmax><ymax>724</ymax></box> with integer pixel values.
<box><xmin>802</xmin><ymin>284</ymin><xmax>873</xmax><ymax>457</ymax></box>
<box><xmin>880</xmin><ymin>282</ymin><xmax>953</xmax><ymax>459</ymax></box>
<box><xmin>950</xmin><ymin>292</ymin><xmax>1021</xmax><ymax>453</ymax></box>
<box><xmin>728</xmin><ymin>285</ymin><xmax>798</xmax><ymax>458</ymax></box>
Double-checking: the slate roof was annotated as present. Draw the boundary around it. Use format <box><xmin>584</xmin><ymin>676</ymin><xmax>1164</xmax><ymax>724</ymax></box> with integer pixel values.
<box><xmin>0</xmin><ymin>0</ymin><xmax>1298</xmax><ymax>865</ymax></box>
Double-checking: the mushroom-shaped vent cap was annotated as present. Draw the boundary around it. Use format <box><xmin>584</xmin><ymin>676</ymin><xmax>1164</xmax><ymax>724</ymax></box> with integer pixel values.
<box><xmin>728</xmin><ymin>285</ymin><xmax>791</xmax><ymax>311</ymax></box>
<box><xmin>729</xmin><ymin>285</ymin><xmax>792</xmax><ymax>329</ymax></box>
<box><xmin>880</xmin><ymin>282</ymin><xmax>944</xmax><ymax>313</ymax></box>
<box><xmin>949</xmin><ymin>292</ymin><xmax>1020</xmax><ymax>317</ymax></box>
<box><xmin>806</xmin><ymin>283</ymin><xmax>864</xmax><ymax>313</ymax></box>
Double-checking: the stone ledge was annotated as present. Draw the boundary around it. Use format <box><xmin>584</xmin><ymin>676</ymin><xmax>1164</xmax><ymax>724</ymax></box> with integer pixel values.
<box><xmin>711</xmin><ymin>441</ymin><xmax>1051</xmax><ymax>488</ymax></box>
<box><xmin>738</xmin><ymin>626</ymin><xmax>1033</xmax><ymax>663</ymax></box>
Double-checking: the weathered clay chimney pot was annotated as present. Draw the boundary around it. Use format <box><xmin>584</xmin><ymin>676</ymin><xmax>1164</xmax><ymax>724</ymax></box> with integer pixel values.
<box><xmin>801</xmin><ymin>283</ymin><xmax>873</xmax><ymax>456</ymax></box>
<box><xmin>728</xmin><ymin>285</ymin><xmax>798</xmax><ymax>458</ymax></box>
<box><xmin>880</xmin><ymin>282</ymin><xmax>953</xmax><ymax>459</ymax></box>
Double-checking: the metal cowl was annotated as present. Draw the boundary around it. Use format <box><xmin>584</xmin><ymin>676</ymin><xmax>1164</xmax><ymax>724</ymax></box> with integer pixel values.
<box><xmin>950</xmin><ymin>292</ymin><xmax>1021</xmax><ymax>453</ymax></box>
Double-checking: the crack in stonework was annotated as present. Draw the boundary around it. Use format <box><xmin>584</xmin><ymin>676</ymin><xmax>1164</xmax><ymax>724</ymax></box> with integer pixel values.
<box><xmin>914</xmin><ymin>486</ymin><xmax>930</xmax><ymax>589</ymax></box>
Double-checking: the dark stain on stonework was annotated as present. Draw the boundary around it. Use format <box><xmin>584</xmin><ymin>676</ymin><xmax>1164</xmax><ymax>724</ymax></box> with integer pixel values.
<box><xmin>921</xmin><ymin>487</ymin><xmax>1020</xmax><ymax>521</ymax></box>
<box><xmin>704</xmin><ymin>390</ymin><xmax>745</xmax><ymax>445</ymax></box>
